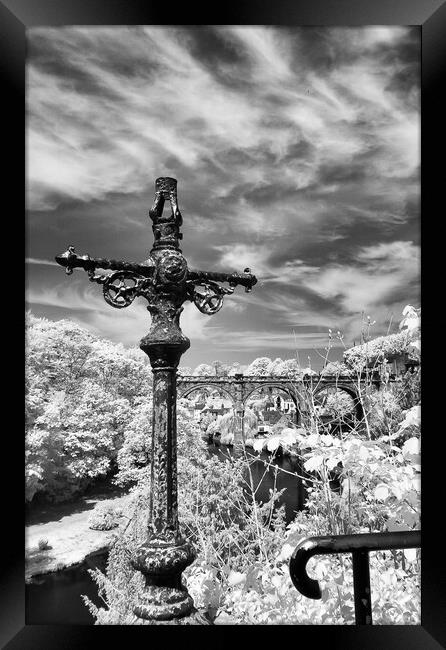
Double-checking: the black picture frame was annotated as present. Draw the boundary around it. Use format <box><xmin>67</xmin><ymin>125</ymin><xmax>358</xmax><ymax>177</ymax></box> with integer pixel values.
<box><xmin>5</xmin><ymin>0</ymin><xmax>445</xmax><ymax>647</ymax></box>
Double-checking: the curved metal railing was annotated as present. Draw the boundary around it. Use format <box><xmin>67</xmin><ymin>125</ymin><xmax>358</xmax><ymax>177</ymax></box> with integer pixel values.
<box><xmin>289</xmin><ymin>530</ymin><xmax>421</xmax><ymax>624</ymax></box>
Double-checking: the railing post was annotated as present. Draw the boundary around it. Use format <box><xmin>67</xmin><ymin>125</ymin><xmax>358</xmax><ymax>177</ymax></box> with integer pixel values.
<box><xmin>289</xmin><ymin>531</ymin><xmax>420</xmax><ymax>626</ymax></box>
<box><xmin>352</xmin><ymin>549</ymin><xmax>372</xmax><ymax>625</ymax></box>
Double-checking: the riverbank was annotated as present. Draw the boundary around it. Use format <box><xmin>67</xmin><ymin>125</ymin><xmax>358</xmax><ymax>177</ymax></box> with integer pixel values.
<box><xmin>25</xmin><ymin>440</ymin><xmax>304</xmax><ymax>583</ymax></box>
<box><xmin>26</xmin><ymin>447</ymin><xmax>305</xmax><ymax>624</ymax></box>
<box><xmin>25</xmin><ymin>491</ymin><xmax>132</xmax><ymax>581</ymax></box>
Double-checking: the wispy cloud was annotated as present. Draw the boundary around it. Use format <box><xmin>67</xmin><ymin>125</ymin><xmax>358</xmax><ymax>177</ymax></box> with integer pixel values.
<box><xmin>26</xmin><ymin>26</ymin><xmax>420</xmax><ymax>367</ymax></box>
<box><xmin>26</xmin><ymin>279</ymin><xmax>216</xmax><ymax>346</ymax></box>
<box><xmin>26</xmin><ymin>257</ymin><xmax>58</xmax><ymax>266</ymax></box>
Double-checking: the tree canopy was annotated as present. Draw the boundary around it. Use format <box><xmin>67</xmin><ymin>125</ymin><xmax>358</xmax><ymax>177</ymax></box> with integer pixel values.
<box><xmin>192</xmin><ymin>363</ymin><xmax>215</xmax><ymax>377</ymax></box>
<box><xmin>244</xmin><ymin>357</ymin><xmax>272</xmax><ymax>376</ymax></box>
<box><xmin>25</xmin><ymin>314</ymin><xmax>152</xmax><ymax>502</ymax></box>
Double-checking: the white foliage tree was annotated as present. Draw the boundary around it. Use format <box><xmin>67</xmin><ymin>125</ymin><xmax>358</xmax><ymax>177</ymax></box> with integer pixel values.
<box><xmin>245</xmin><ymin>357</ymin><xmax>272</xmax><ymax>376</ymax></box>
<box><xmin>192</xmin><ymin>363</ymin><xmax>215</xmax><ymax>376</ymax></box>
<box><xmin>265</xmin><ymin>358</ymin><xmax>283</xmax><ymax>375</ymax></box>
<box><xmin>25</xmin><ymin>313</ymin><xmax>151</xmax><ymax>502</ymax></box>
<box><xmin>178</xmin><ymin>366</ymin><xmax>193</xmax><ymax>376</ymax></box>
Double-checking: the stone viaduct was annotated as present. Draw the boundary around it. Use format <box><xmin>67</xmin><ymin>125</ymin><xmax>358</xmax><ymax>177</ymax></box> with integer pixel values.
<box><xmin>177</xmin><ymin>373</ymin><xmax>382</xmax><ymax>439</ymax></box>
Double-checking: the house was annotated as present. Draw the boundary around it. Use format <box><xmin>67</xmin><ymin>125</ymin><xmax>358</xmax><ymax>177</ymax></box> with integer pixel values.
<box><xmin>281</xmin><ymin>398</ymin><xmax>296</xmax><ymax>415</ymax></box>
<box><xmin>200</xmin><ymin>398</ymin><xmax>233</xmax><ymax>420</ymax></box>
<box><xmin>256</xmin><ymin>424</ymin><xmax>271</xmax><ymax>437</ymax></box>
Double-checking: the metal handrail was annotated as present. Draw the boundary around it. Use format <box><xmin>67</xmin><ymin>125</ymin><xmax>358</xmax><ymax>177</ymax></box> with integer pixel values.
<box><xmin>289</xmin><ymin>530</ymin><xmax>421</xmax><ymax>625</ymax></box>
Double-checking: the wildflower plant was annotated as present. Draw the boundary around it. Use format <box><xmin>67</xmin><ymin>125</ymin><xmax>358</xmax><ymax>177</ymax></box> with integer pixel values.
<box><xmin>83</xmin><ymin>306</ymin><xmax>420</xmax><ymax>625</ymax></box>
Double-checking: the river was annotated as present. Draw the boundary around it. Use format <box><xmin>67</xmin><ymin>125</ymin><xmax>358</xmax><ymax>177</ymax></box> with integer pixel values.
<box><xmin>206</xmin><ymin>443</ymin><xmax>307</xmax><ymax>524</ymax></box>
<box><xmin>26</xmin><ymin>443</ymin><xmax>306</xmax><ymax>625</ymax></box>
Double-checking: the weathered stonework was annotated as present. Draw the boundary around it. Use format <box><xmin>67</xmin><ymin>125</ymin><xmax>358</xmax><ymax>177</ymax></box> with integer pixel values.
<box><xmin>177</xmin><ymin>374</ymin><xmax>379</xmax><ymax>428</ymax></box>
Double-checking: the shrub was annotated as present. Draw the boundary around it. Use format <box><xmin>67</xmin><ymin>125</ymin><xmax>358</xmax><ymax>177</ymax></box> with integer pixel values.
<box><xmin>366</xmin><ymin>388</ymin><xmax>404</xmax><ymax>439</ymax></box>
<box><xmin>88</xmin><ymin>502</ymin><xmax>122</xmax><ymax>531</ymax></box>
<box><xmin>81</xmin><ymin>306</ymin><xmax>420</xmax><ymax>624</ymax></box>
<box><xmin>343</xmin><ymin>311</ymin><xmax>420</xmax><ymax>372</ymax></box>
<box><xmin>38</xmin><ymin>537</ymin><xmax>50</xmax><ymax>551</ymax></box>
<box><xmin>85</xmin><ymin>386</ymin><xmax>421</xmax><ymax>625</ymax></box>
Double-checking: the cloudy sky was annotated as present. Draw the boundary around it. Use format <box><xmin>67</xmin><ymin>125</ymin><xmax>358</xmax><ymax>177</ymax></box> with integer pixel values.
<box><xmin>26</xmin><ymin>26</ymin><xmax>420</xmax><ymax>369</ymax></box>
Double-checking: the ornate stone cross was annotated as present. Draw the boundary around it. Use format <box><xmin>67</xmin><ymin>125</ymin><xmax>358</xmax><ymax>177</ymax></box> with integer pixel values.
<box><xmin>55</xmin><ymin>177</ymin><xmax>257</xmax><ymax>623</ymax></box>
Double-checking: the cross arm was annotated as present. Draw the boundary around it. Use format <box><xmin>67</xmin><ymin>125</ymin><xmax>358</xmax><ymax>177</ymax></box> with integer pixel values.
<box><xmin>55</xmin><ymin>246</ymin><xmax>155</xmax><ymax>278</ymax></box>
<box><xmin>55</xmin><ymin>246</ymin><xmax>157</xmax><ymax>309</ymax></box>
<box><xmin>187</xmin><ymin>268</ymin><xmax>257</xmax><ymax>292</ymax></box>
<box><xmin>186</xmin><ymin>267</ymin><xmax>257</xmax><ymax>315</ymax></box>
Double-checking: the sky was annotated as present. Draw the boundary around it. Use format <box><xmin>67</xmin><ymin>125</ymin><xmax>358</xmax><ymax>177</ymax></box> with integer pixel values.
<box><xmin>25</xmin><ymin>26</ymin><xmax>420</xmax><ymax>370</ymax></box>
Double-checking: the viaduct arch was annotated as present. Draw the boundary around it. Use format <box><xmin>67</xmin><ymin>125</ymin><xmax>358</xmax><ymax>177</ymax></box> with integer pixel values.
<box><xmin>312</xmin><ymin>382</ymin><xmax>365</xmax><ymax>422</ymax></box>
<box><xmin>177</xmin><ymin>374</ymin><xmax>380</xmax><ymax>438</ymax></box>
<box><xmin>179</xmin><ymin>383</ymin><xmax>235</xmax><ymax>405</ymax></box>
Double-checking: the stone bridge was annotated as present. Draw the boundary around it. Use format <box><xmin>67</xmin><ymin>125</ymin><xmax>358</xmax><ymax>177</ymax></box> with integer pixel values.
<box><xmin>177</xmin><ymin>373</ymin><xmax>382</xmax><ymax>439</ymax></box>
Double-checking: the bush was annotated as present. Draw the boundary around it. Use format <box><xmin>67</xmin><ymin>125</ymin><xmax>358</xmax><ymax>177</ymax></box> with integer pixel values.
<box><xmin>84</xmin><ymin>365</ymin><xmax>421</xmax><ymax>624</ymax></box>
<box><xmin>366</xmin><ymin>388</ymin><xmax>404</xmax><ymax>439</ymax></box>
<box><xmin>88</xmin><ymin>502</ymin><xmax>123</xmax><ymax>531</ymax></box>
<box><xmin>80</xmin><ymin>306</ymin><xmax>420</xmax><ymax>624</ymax></box>
<box><xmin>38</xmin><ymin>537</ymin><xmax>50</xmax><ymax>551</ymax></box>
